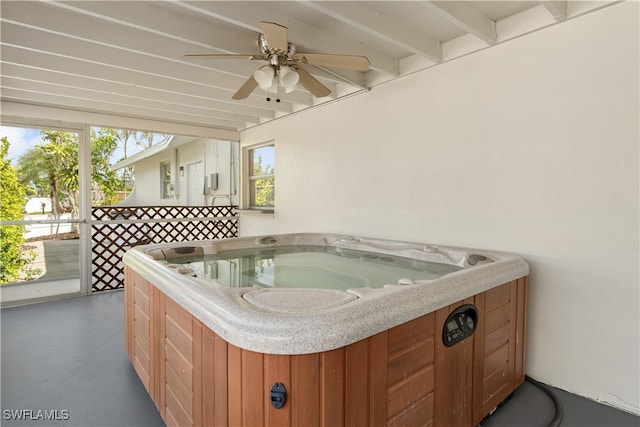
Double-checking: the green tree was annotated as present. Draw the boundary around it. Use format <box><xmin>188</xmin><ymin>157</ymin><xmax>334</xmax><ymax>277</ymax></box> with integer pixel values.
<box><xmin>15</xmin><ymin>149</ymin><xmax>48</xmax><ymax>199</ymax></box>
<box><xmin>0</xmin><ymin>137</ymin><xmax>36</xmax><ymax>283</ymax></box>
<box><xmin>17</xmin><ymin>130</ymin><xmax>122</xmax><ymax>219</ymax></box>
<box><xmin>91</xmin><ymin>128</ymin><xmax>121</xmax><ymax>206</ymax></box>
<box><xmin>17</xmin><ymin>131</ymin><xmax>76</xmax><ymax>218</ymax></box>
<box><xmin>252</xmin><ymin>154</ymin><xmax>274</xmax><ymax>207</ymax></box>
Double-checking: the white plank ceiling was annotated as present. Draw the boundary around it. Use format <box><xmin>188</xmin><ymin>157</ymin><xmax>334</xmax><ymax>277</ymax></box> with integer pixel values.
<box><xmin>0</xmin><ymin>1</ymin><xmax>620</xmax><ymax>133</ymax></box>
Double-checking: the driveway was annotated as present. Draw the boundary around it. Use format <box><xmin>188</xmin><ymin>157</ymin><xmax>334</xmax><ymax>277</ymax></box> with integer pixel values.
<box><xmin>22</xmin><ymin>238</ymin><xmax>80</xmax><ymax>281</ymax></box>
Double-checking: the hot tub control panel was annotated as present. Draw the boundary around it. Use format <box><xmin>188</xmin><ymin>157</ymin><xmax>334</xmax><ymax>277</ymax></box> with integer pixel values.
<box><xmin>442</xmin><ymin>304</ymin><xmax>478</xmax><ymax>347</ymax></box>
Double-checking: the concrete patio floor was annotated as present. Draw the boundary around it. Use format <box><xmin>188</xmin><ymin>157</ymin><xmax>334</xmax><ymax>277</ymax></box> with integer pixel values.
<box><xmin>2</xmin><ymin>291</ymin><xmax>638</xmax><ymax>427</ymax></box>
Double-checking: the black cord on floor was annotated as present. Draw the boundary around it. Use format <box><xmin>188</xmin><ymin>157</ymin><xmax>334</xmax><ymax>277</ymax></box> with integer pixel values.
<box><xmin>525</xmin><ymin>375</ymin><xmax>564</xmax><ymax>427</ymax></box>
<box><xmin>477</xmin><ymin>375</ymin><xmax>564</xmax><ymax>427</ymax></box>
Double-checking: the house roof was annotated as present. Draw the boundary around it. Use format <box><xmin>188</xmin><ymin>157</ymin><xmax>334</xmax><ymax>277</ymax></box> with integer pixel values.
<box><xmin>111</xmin><ymin>135</ymin><xmax>198</xmax><ymax>170</ymax></box>
<box><xmin>1</xmin><ymin>1</ymin><xmax>621</xmax><ymax>134</ymax></box>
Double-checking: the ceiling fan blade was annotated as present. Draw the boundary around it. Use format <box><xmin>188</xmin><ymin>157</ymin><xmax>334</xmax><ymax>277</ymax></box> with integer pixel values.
<box><xmin>260</xmin><ymin>21</ymin><xmax>288</xmax><ymax>53</ymax></box>
<box><xmin>293</xmin><ymin>53</ymin><xmax>370</xmax><ymax>70</ymax></box>
<box><xmin>232</xmin><ymin>75</ymin><xmax>259</xmax><ymax>100</ymax></box>
<box><xmin>291</xmin><ymin>65</ymin><xmax>331</xmax><ymax>98</ymax></box>
<box><xmin>183</xmin><ymin>54</ymin><xmax>258</xmax><ymax>60</ymax></box>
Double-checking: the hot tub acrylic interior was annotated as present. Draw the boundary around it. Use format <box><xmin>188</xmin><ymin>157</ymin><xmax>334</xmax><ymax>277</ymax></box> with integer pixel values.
<box><xmin>123</xmin><ymin>233</ymin><xmax>529</xmax><ymax>427</ymax></box>
<box><xmin>158</xmin><ymin>244</ymin><xmax>464</xmax><ymax>290</ymax></box>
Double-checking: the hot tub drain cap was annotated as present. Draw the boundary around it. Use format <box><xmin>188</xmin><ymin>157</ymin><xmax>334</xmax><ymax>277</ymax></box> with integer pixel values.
<box><xmin>270</xmin><ymin>382</ymin><xmax>286</xmax><ymax>409</ymax></box>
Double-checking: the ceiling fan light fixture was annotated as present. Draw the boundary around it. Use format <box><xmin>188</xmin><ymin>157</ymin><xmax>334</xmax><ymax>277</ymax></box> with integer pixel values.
<box><xmin>279</xmin><ymin>65</ymin><xmax>299</xmax><ymax>88</ymax></box>
<box><xmin>254</xmin><ymin>65</ymin><xmax>276</xmax><ymax>89</ymax></box>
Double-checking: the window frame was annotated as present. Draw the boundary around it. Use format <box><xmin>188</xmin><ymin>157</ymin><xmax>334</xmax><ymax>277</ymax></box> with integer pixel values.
<box><xmin>244</xmin><ymin>142</ymin><xmax>275</xmax><ymax>210</ymax></box>
<box><xmin>160</xmin><ymin>161</ymin><xmax>172</xmax><ymax>199</ymax></box>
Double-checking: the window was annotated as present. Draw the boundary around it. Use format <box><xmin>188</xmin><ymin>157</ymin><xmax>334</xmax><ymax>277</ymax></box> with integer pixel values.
<box><xmin>160</xmin><ymin>162</ymin><xmax>172</xmax><ymax>199</ymax></box>
<box><xmin>248</xmin><ymin>144</ymin><xmax>274</xmax><ymax>208</ymax></box>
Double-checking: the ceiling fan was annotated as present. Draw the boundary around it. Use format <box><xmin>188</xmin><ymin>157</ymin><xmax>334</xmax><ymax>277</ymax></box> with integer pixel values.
<box><xmin>184</xmin><ymin>21</ymin><xmax>370</xmax><ymax>101</ymax></box>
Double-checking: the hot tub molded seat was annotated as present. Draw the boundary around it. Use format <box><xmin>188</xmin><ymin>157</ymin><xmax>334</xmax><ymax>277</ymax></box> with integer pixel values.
<box><xmin>242</xmin><ymin>288</ymin><xmax>359</xmax><ymax>313</ymax></box>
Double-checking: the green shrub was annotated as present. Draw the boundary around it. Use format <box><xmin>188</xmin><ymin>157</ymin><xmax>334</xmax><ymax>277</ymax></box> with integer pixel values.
<box><xmin>0</xmin><ymin>136</ymin><xmax>33</xmax><ymax>283</ymax></box>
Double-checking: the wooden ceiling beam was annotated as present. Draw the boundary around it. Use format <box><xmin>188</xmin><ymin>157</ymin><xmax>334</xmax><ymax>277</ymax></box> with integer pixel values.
<box><xmin>425</xmin><ymin>1</ymin><xmax>496</xmax><ymax>45</ymax></box>
<box><xmin>539</xmin><ymin>1</ymin><xmax>568</xmax><ymax>21</ymax></box>
<box><xmin>173</xmin><ymin>1</ymin><xmax>399</xmax><ymax>76</ymax></box>
<box><xmin>302</xmin><ymin>1</ymin><xmax>441</xmax><ymax>63</ymax></box>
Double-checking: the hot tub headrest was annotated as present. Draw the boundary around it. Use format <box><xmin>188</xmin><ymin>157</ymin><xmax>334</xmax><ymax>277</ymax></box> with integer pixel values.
<box><xmin>145</xmin><ymin>246</ymin><xmax>204</xmax><ymax>260</ymax></box>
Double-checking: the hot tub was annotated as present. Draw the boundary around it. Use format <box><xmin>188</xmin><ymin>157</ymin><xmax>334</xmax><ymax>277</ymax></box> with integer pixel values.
<box><xmin>123</xmin><ymin>233</ymin><xmax>529</xmax><ymax>426</ymax></box>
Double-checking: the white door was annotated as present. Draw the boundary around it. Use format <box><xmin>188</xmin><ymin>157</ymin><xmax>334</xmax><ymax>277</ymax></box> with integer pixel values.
<box><xmin>187</xmin><ymin>162</ymin><xmax>204</xmax><ymax>206</ymax></box>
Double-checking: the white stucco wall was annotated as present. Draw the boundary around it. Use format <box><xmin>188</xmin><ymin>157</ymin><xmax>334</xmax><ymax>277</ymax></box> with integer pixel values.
<box><xmin>127</xmin><ymin>151</ymin><xmax>175</xmax><ymax>206</ymax></box>
<box><xmin>239</xmin><ymin>2</ymin><xmax>639</xmax><ymax>414</ymax></box>
<box><xmin>177</xmin><ymin>139</ymin><xmax>238</xmax><ymax>207</ymax></box>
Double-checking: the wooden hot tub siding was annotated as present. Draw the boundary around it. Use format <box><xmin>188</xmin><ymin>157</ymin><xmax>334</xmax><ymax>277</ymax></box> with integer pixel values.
<box><xmin>125</xmin><ymin>267</ymin><xmax>527</xmax><ymax>427</ymax></box>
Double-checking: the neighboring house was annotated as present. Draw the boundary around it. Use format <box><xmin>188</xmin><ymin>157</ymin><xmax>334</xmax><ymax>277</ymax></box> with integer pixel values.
<box><xmin>112</xmin><ymin>135</ymin><xmax>238</xmax><ymax>207</ymax></box>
